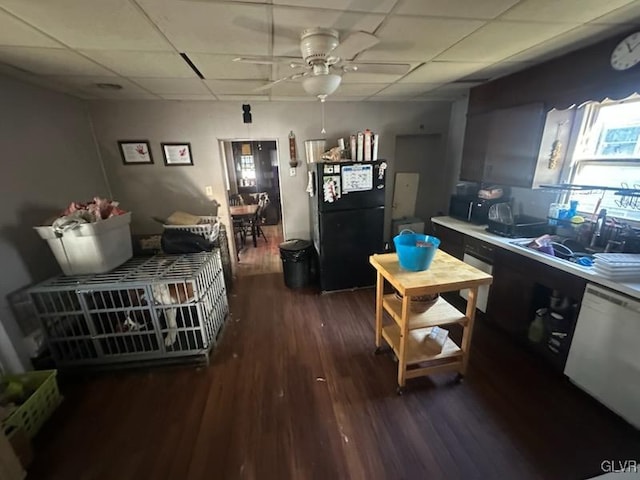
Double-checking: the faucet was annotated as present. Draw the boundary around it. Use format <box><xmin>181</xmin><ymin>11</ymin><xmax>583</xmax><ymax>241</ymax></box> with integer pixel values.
<box><xmin>590</xmin><ymin>209</ymin><xmax>607</xmax><ymax>248</ymax></box>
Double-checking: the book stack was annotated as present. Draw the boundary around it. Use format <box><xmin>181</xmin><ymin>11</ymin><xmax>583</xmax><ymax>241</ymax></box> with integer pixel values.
<box><xmin>349</xmin><ymin>129</ymin><xmax>379</xmax><ymax>161</ymax></box>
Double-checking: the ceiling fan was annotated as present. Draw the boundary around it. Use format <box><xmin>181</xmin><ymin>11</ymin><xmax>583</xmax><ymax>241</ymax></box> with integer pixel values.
<box><xmin>233</xmin><ymin>27</ymin><xmax>411</xmax><ymax>99</ymax></box>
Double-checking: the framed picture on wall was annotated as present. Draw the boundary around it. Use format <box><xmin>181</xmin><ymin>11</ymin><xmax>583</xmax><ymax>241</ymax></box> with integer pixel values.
<box><xmin>162</xmin><ymin>143</ymin><xmax>194</xmax><ymax>166</ymax></box>
<box><xmin>118</xmin><ymin>140</ymin><xmax>153</xmax><ymax>165</ymax></box>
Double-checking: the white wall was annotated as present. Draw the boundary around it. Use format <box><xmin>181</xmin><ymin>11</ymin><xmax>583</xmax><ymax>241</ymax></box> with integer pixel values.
<box><xmin>88</xmin><ymin>100</ymin><xmax>453</xmax><ymax>241</ymax></box>
<box><xmin>0</xmin><ymin>75</ymin><xmax>109</xmax><ymax>371</ymax></box>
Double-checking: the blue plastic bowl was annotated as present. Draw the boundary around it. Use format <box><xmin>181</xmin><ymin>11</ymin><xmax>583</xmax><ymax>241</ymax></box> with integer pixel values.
<box><xmin>393</xmin><ymin>230</ymin><xmax>441</xmax><ymax>272</ymax></box>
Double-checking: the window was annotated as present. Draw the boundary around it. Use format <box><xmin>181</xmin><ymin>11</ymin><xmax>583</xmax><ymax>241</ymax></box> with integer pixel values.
<box><xmin>569</xmin><ymin>97</ymin><xmax>640</xmax><ymax>222</ymax></box>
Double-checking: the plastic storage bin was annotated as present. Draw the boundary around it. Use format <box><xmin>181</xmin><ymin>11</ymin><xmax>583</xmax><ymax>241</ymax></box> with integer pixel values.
<box><xmin>163</xmin><ymin>216</ymin><xmax>219</xmax><ymax>242</ymax></box>
<box><xmin>2</xmin><ymin>370</ymin><xmax>62</xmax><ymax>439</ymax></box>
<box><xmin>393</xmin><ymin>230</ymin><xmax>440</xmax><ymax>272</ymax></box>
<box><xmin>34</xmin><ymin>212</ymin><xmax>132</xmax><ymax>276</ymax></box>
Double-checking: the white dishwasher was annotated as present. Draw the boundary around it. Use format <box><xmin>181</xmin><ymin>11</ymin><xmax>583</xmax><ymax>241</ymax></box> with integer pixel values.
<box><xmin>564</xmin><ymin>284</ymin><xmax>640</xmax><ymax>429</ymax></box>
<box><xmin>459</xmin><ymin>239</ymin><xmax>494</xmax><ymax>313</ymax></box>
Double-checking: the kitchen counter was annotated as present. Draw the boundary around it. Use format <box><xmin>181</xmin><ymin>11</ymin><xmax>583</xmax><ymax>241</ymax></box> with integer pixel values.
<box><xmin>432</xmin><ymin>216</ymin><xmax>640</xmax><ymax>300</ymax></box>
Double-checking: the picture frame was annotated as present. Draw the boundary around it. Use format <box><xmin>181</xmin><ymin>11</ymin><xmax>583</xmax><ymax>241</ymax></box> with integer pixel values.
<box><xmin>118</xmin><ymin>140</ymin><xmax>153</xmax><ymax>165</ymax></box>
<box><xmin>162</xmin><ymin>142</ymin><xmax>194</xmax><ymax>166</ymax></box>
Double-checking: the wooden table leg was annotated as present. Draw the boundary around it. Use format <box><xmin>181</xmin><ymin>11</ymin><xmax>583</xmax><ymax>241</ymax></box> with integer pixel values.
<box><xmin>252</xmin><ymin>221</ymin><xmax>257</xmax><ymax>247</ymax></box>
<box><xmin>461</xmin><ymin>286</ymin><xmax>479</xmax><ymax>376</ymax></box>
<box><xmin>375</xmin><ymin>272</ymin><xmax>384</xmax><ymax>348</ymax></box>
<box><xmin>397</xmin><ymin>293</ymin><xmax>410</xmax><ymax>388</ymax></box>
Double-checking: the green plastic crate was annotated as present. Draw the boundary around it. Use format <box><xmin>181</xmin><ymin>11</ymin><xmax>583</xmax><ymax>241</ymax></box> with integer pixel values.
<box><xmin>2</xmin><ymin>370</ymin><xmax>62</xmax><ymax>439</ymax></box>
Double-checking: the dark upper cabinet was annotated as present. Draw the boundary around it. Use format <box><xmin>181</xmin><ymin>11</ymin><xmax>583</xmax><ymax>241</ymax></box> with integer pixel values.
<box><xmin>460</xmin><ymin>103</ymin><xmax>546</xmax><ymax>188</ymax></box>
<box><xmin>460</xmin><ymin>111</ymin><xmax>492</xmax><ymax>182</ymax></box>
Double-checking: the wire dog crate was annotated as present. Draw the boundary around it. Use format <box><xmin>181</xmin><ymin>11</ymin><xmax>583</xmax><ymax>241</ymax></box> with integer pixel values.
<box><xmin>28</xmin><ymin>251</ymin><xmax>228</xmax><ymax>370</ymax></box>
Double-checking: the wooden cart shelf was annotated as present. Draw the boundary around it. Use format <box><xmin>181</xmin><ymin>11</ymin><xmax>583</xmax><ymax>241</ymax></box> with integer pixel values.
<box><xmin>382</xmin><ymin>294</ymin><xmax>468</xmax><ymax>330</ymax></box>
<box><xmin>382</xmin><ymin>324</ymin><xmax>462</xmax><ymax>365</ymax></box>
<box><xmin>370</xmin><ymin>251</ymin><xmax>493</xmax><ymax>392</ymax></box>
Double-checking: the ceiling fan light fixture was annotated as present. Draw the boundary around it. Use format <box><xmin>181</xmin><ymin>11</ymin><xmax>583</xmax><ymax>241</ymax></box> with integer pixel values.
<box><xmin>302</xmin><ymin>73</ymin><xmax>341</xmax><ymax>97</ymax></box>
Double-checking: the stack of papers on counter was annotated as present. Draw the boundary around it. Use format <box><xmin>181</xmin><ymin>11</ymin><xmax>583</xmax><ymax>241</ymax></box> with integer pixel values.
<box><xmin>593</xmin><ymin>254</ymin><xmax>640</xmax><ymax>281</ymax></box>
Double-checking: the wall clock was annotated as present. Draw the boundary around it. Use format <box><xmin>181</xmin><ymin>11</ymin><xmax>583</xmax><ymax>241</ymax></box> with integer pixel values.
<box><xmin>611</xmin><ymin>32</ymin><xmax>640</xmax><ymax>71</ymax></box>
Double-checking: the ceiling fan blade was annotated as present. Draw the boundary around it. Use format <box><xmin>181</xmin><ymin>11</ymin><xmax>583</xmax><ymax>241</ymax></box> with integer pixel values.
<box><xmin>343</xmin><ymin>63</ymin><xmax>411</xmax><ymax>75</ymax></box>
<box><xmin>330</xmin><ymin>31</ymin><xmax>379</xmax><ymax>61</ymax></box>
<box><xmin>253</xmin><ymin>71</ymin><xmax>310</xmax><ymax>92</ymax></box>
<box><xmin>233</xmin><ymin>56</ymin><xmax>304</xmax><ymax>66</ymax></box>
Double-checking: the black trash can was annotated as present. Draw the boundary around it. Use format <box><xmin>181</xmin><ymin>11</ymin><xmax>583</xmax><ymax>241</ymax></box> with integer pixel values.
<box><xmin>279</xmin><ymin>239</ymin><xmax>314</xmax><ymax>289</ymax></box>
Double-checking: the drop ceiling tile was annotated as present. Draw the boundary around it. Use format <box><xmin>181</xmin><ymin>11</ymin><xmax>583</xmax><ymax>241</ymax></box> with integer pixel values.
<box><xmin>399</xmin><ymin>61</ymin><xmax>490</xmax><ymax>84</ymax></box>
<box><xmin>1</xmin><ymin>0</ymin><xmax>172</xmax><ymax>51</ymax></box>
<box><xmin>188</xmin><ymin>53</ymin><xmax>270</xmax><ymax>79</ymax></box>
<box><xmin>0</xmin><ymin>47</ymin><xmax>115</xmax><ymax>76</ymax></box>
<box><xmin>80</xmin><ymin>51</ymin><xmax>196</xmax><ymax>78</ymax></box>
<box><xmin>270</xmin><ymin>95</ymin><xmax>317</xmax><ymax>102</ymax></box>
<box><xmin>272</xmin><ymin>6</ymin><xmax>385</xmax><ymax>57</ymax></box>
<box><xmin>160</xmin><ymin>94</ymin><xmax>217</xmax><ymax>101</ymax></box>
<box><xmin>366</xmin><ymin>96</ymin><xmax>420</xmax><ymax>101</ymax></box>
<box><xmin>501</xmin><ymin>0</ymin><xmax>636</xmax><ymax>23</ymax></box>
<box><xmin>325</xmin><ymin>96</ymin><xmax>367</xmax><ymax>101</ymax></box>
<box><xmin>374</xmin><ymin>83</ymin><xmax>442</xmax><ymax>96</ymax></box>
<box><xmin>460</xmin><ymin>61</ymin><xmax>531</xmax><ymax>81</ymax></box>
<box><xmin>217</xmin><ymin>94</ymin><xmax>269</xmax><ymax>101</ymax></box>
<box><xmin>47</xmin><ymin>75</ymin><xmax>158</xmax><ymax>99</ymax></box>
<box><xmin>591</xmin><ymin>1</ymin><xmax>640</xmax><ymax>24</ymax></box>
<box><xmin>273</xmin><ymin>0</ymin><xmax>396</xmax><ymax>13</ymax></box>
<box><xmin>396</xmin><ymin>0</ymin><xmax>520</xmax><ymax>19</ymax></box>
<box><xmin>138</xmin><ymin>1</ymin><xmax>270</xmax><ymax>55</ymax></box>
<box><xmin>333</xmin><ymin>83</ymin><xmax>385</xmax><ymax>96</ymax></box>
<box><xmin>505</xmin><ymin>24</ymin><xmax>632</xmax><ymax>63</ymax></box>
<box><xmin>341</xmin><ymin>69</ymin><xmax>404</xmax><ymax>84</ymax></box>
<box><xmin>133</xmin><ymin>78</ymin><xmax>209</xmax><ymax>95</ymax></box>
<box><xmin>358</xmin><ymin>16</ymin><xmax>485</xmax><ymax>62</ymax></box>
<box><xmin>205</xmin><ymin>79</ymin><xmax>268</xmax><ymax>94</ymax></box>
<box><xmin>436</xmin><ymin>21</ymin><xmax>580</xmax><ymax>62</ymax></box>
<box><xmin>0</xmin><ymin>9</ymin><xmax>60</xmax><ymax>47</ymax></box>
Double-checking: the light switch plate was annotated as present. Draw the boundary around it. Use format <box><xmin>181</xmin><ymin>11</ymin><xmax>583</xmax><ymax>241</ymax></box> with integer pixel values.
<box><xmin>289</xmin><ymin>168</ymin><xmax>296</xmax><ymax>177</ymax></box>
<box><xmin>205</xmin><ymin>185</ymin><xmax>213</xmax><ymax>197</ymax></box>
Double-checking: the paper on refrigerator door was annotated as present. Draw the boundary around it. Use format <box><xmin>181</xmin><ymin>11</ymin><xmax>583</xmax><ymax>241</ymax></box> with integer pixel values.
<box><xmin>356</xmin><ymin>132</ymin><xmax>364</xmax><ymax>162</ymax></box>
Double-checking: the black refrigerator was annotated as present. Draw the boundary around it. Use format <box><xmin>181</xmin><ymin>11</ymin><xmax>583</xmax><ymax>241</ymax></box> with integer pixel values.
<box><xmin>310</xmin><ymin>160</ymin><xmax>387</xmax><ymax>292</ymax></box>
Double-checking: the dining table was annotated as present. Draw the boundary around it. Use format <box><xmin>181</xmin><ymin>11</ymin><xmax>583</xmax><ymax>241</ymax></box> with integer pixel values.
<box><xmin>230</xmin><ymin>204</ymin><xmax>259</xmax><ymax>247</ymax></box>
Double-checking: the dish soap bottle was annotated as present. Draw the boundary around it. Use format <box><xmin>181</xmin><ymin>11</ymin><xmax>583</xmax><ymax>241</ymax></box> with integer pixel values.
<box><xmin>528</xmin><ymin>308</ymin><xmax>546</xmax><ymax>343</ymax></box>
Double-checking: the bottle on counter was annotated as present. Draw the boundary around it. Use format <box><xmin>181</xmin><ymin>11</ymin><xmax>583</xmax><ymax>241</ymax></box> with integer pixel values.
<box><xmin>548</xmin><ymin>203</ymin><xmax>560</xmax><ymax>225</ymax></box>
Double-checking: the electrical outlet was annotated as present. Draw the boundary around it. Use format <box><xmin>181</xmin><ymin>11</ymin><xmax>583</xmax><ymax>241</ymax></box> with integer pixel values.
<box><xmin>289</xmin><ymin>168</ymin><xmax>296</xmax><ymax>177</ymax></box>
<box><xmin>205</xmin><ymin>185</ymin><xmax>213</xmax><ymax>197</ymax></box>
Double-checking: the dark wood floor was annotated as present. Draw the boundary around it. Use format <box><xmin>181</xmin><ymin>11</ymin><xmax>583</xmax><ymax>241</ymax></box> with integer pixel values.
<box><xmin>27</xmin><ymin>235</ymin><xmax>640</xmax><ymax>480</ymax></box>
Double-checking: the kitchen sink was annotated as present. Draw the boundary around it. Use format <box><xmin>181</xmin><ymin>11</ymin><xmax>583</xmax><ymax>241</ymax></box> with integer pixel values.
<box><xmin>510</xmin><ymin>238</ymin><xmax>595</xmax><ymax>267</ymax></box>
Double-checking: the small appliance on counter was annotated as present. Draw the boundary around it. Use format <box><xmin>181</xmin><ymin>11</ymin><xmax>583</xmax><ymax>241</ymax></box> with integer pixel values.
<box><xmin>449</xmin><ymin>195</ymin><xmax>510</xmax><ymax>224</ymax></box>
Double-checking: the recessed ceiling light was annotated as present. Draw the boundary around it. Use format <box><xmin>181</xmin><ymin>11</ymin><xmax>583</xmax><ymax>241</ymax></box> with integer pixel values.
<box><xmin>95</xmin><ymin>82</ymin><xmax>123</xmax><ymax>90</ymax></box>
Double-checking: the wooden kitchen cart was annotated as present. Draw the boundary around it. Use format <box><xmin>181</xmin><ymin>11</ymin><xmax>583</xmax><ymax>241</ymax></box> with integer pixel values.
<box><xmin>369</xmin><ymin>251</ymin><xmax>493</xmax><ymax>394</ymax></box>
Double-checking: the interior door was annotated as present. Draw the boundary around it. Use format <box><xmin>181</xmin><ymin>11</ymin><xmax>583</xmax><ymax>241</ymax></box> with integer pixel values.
<box><xmin>392</xmin><ymin>172</ymin><xmax>419</xmax><ymax>219</ymax></box>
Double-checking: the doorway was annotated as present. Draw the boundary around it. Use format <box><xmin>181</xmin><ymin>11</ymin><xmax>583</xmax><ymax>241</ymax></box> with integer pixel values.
<box><xmin>393</xmin><ymin>134</ymin><xmax>445</xmax><ymax>234</ymax></box>
<box><xmin>220</xmin><ymin>139</ymin><xmax>284</xmax><ymax>272</ymax></box>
